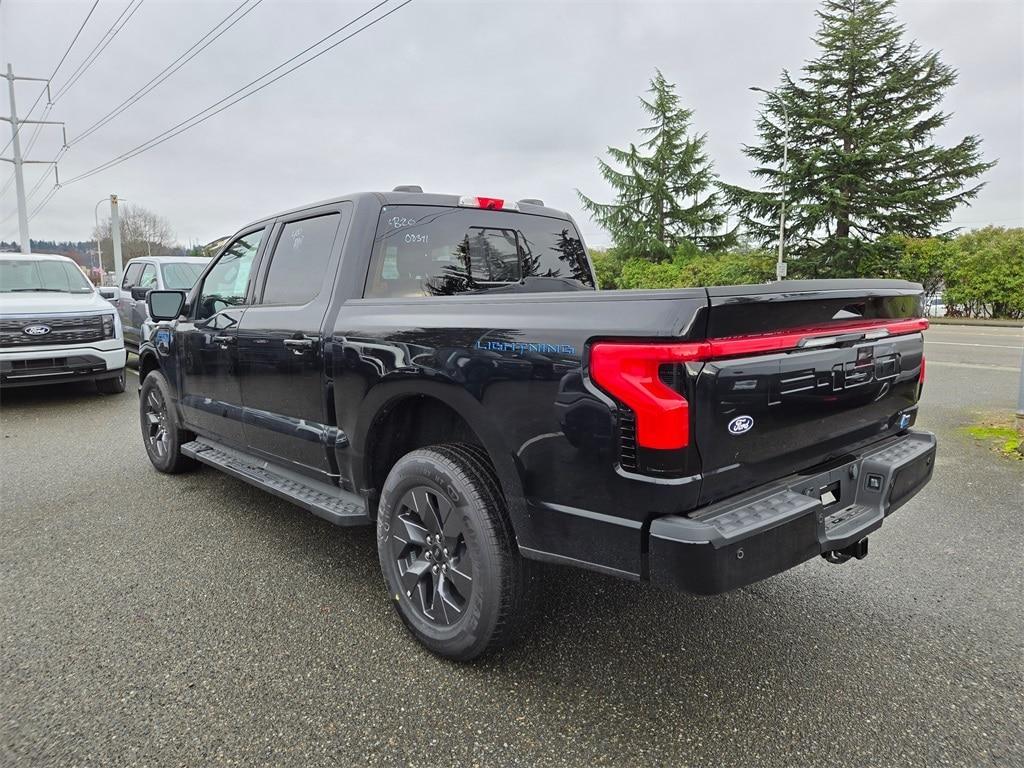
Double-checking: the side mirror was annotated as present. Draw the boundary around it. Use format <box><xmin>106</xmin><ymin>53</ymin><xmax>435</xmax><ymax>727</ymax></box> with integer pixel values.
<box><xmin>97</xmin><ymin>286</ymin><xmax>120</xmax><ymax>302</ymax></box>
<box><xmin>148</xmin><ymin>290</ymin><xmax>187</xmax><ymax>321</ymax></box>
<box><xmin>130</xmin><ymin>286</ymin><xmax>151</xmax><ymax>301</ymax></box>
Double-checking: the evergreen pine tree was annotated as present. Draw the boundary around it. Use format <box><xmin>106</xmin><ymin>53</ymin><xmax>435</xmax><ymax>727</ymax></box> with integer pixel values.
<box><xmin>724</xmin><ymin>0</ymin><xmax>994</xmax><ymax>277</ymax></box>
<box><xmin>579</xmin><ymin>70</ymin><xmax>732</xmax><ymax>261</ymax></box>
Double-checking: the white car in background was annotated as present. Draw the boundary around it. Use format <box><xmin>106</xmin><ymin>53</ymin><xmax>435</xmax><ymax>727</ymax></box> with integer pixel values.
<box><xmin>926</xmin><ymin>295</ymin><xmax>947</xmax><ymax>317</ymax></box>
<box><xmin>0</xmin><ymin>253</ymin><xmax>127</xmax><ymax>393</ymax></box>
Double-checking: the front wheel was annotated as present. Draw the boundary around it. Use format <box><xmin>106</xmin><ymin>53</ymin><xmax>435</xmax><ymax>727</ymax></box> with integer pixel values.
<box><xmin>96</xmin><ymin>369</ymin><xmax>126</xmax><ymax>395</ymax></box>
<box><xmin>139</xmin><ymin>370</ymin><xmax>196</xmax><ymax>474</ymax></box>
<box><xmin>377</xmin><ymin>443</ymin><xmax>529</xmax><ymax>661</ymax></box>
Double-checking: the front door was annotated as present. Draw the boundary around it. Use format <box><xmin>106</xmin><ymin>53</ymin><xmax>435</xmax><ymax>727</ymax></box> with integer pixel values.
<box><xmin>237</xmin><ymin>209</ymin><xmax>347</xmax><ymax>477</ymax></box>
<box><xmin>117</xmin><ymin>261</ymin><xmax>144</xmax><ymax>349</ymax></box>
<box><xmin>178</xmin><ymin>228</ymin><xmax>266</xmax><ymax>445</ymax></box>
<box><xmin>132</xmin><ymin>263</ymin><xmax>158</xmax><ymax>346</ymax></box>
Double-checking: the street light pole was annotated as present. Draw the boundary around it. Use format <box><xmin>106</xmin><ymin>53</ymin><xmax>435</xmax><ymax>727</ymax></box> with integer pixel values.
<box><xmin>751</xmin><ymin>86</ymin><xmax>789</xmax><ymax>281</ymax></box>
<box><xmin>93</xmin><ymin>198</ymin><xmax>106</xmax><ymax>278</ymax></box>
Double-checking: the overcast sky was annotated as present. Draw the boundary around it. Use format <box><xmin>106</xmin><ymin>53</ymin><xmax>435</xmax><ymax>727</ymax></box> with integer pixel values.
<box><xmin>1</xmin><ymin>0</ymin><xmax>1021</xmax><ymax>248</ymax></box>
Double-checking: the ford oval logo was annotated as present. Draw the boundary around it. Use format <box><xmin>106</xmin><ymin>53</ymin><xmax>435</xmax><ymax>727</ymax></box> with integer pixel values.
<box><xmin>728</xmin><ymin>415</ymin><xmax>754</xmax><ymax>435</ymax></box>
<box><xmin>23</xmin><ymin>324</ymin><xmax>51</xmax><ymax>336</ymax></box>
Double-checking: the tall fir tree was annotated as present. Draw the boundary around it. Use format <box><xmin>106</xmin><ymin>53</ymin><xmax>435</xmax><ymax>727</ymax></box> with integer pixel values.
<box><xmin>579</xmin><ymin>70</ymin><xmax>733</xmax><ymax>261</ymax></box>
<box><xmin>724</xmin><ymin>0</ymin><xmax>994</xmax><ymax>277</ymax></box>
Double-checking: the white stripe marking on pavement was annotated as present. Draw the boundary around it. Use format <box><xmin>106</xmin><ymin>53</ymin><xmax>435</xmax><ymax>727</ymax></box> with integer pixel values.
<box><xmin>926</xmin><ymin>341</ymin><xmax>1022</xmax><ymax>350</ymax></box>
<box><xmin>926</xmin><ymin>361</ymin><xmax>1018</xmax><ymax>372</ymax></box>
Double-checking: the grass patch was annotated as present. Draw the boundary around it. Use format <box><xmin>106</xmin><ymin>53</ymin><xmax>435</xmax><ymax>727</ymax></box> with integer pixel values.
<box><xmin>965</xmin><ymin>419</ymin><xmax>1024</xmax><ymax>460</ymax></box>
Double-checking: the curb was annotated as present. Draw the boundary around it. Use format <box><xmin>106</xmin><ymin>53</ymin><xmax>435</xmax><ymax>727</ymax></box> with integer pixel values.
<box><xmin>926</xmin><ymin>317</ymin><xmax>1023</xmax><ymax>329</ymax></box>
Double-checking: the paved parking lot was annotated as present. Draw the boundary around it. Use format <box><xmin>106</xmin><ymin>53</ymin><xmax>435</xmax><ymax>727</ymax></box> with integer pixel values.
<box><xmin>1</xmin><ymin>324</ymin><xmax>1022</xmax><ymax>767</ymax></box>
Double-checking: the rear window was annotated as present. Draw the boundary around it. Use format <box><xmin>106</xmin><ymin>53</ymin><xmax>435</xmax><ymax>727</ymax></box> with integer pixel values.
<box><xmin>161</xmin><ymin>262</ymin><xmax>206</xmax><ymax>290</ymax></box>
<box><xmin>364</xmin><ymin>205</ymin><xmax>594</xmax><ymax>298</ymax></box>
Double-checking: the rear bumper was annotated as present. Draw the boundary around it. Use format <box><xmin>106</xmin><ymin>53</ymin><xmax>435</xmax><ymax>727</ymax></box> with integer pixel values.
<box><xmin>0</xmin><ymin>344</ymin><xmax>126</xmax><ymax>388</ymax></box>
<box><xmin>648</xmin><ymin>430</ymin><xmax>936</xmax><ymax>595</ymax></box>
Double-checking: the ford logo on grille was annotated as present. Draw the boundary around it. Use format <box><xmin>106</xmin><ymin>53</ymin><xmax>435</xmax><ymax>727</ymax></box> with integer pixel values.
<box><xmin>728</xmin><ymin>415</ymin><xmax>754</xmax><ymax>435</ymax></box>
<box><xmin>23</xmin><ymin>324</ymin><xmax>52</xmax><ymax>336</ymax></box>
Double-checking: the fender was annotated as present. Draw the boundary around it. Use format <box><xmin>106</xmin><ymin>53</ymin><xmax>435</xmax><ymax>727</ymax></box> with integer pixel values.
<box><xmin>349</xmin><ymin>377</ymin><xmax>529</xmax><ymax>535</ymax></box>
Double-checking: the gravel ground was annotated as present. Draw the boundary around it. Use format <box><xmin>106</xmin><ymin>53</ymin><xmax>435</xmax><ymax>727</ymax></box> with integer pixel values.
<box><xmin>0</xmin><ymin>324</ymin><xmax>1021</xmax><ymax>767</ymax></box>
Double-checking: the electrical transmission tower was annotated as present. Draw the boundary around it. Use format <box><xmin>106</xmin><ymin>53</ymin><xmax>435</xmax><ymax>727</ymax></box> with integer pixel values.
<box><xmin>2</xmin><ymin>63</ymin><xmax>67</xmax><ymax>253</ymax></box>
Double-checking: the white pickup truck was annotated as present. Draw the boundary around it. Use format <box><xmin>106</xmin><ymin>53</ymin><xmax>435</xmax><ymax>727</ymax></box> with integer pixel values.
<box><xmin>0</xmin><ymin>253</ymin><xmax>127</xmax><ymax>393</ymax></box>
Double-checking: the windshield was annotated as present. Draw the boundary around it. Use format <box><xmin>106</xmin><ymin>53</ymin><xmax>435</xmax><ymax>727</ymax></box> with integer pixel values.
<box><xmin>161</xmin><ymin>262</ymin><xmax>206</xmax><ymax>290</ymax></box>
<box><xmin>0</xmin><ymin>259</ymin><xmax>94</xmax><ymax>293</ymax></box>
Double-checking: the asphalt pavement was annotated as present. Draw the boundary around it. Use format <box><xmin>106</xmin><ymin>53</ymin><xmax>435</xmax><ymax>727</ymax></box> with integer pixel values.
<box><xmin>1</xmin><ymin>324</ymin><xmax>1021</xmax><ymax>767</ymax></box>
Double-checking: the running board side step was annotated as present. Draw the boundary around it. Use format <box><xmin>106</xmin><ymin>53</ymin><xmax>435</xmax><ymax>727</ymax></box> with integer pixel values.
<box><xmin>181</xmin><ymin>438</ymin><xmax>370</xmax><ymax>527</ymax></box>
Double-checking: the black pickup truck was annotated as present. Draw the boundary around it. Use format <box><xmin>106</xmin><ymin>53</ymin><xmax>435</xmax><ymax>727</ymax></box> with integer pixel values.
<box><xmin>138</xmin><ymin>188</ymin><xmax>935</xmax><ymax>660</ymax></box>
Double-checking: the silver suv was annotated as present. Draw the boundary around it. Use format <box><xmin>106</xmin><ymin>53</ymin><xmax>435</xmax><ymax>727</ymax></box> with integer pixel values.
<box><xmin>115</xmin><ymin>256</ymin><xmax>209</xmax><ymax>352</ymax></box>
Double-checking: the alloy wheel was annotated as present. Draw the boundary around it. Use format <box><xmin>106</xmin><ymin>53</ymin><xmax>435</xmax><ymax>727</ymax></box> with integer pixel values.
<box><xmin>143</xmin><ymin>386</ymin><xmax>170</xmax><ymax>460</ymax></box>
<box><xmin>390</xmin><ymin>485</ymin><xmax>474</xmax><ymax>626</ymax></box>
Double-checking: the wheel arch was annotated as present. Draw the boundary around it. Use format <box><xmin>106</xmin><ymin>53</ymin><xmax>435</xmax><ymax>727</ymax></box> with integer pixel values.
<box><xmin>138</xmin><ymin>348</ymin><xmax>160</xmax><ymax>383</ymax></box>
<box><xmin>351</xmin><ymin>381</ymin><xmax>526</xmax><ymax>530</ymax></box>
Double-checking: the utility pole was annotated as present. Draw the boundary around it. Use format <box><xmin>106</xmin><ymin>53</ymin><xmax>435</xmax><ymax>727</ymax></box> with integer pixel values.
<box><xmin>2</xmin><ymin>63</ymin><xmax>66</xmax><ymax>254</ymax></box>
<box><xmin>93</xmin><ymin>197</ymin><xmax>106</xmax><ymax>276</ymax></box>
<box><xmin>110</xmin><ymin>195</ymin><xmax>124</xmax><ymax>284</ymax></box>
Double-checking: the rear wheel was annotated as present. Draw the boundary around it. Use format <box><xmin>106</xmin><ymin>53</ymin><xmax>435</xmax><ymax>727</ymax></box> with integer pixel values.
<box><xmin>139</xmin><ymin>370</ymin><xmax>196</xmax><ymax>474</ymax></box>
<box><xmin>377</xmin><ymin>443</ymin><xmax>528</xmax><ymax>660</ymax></box>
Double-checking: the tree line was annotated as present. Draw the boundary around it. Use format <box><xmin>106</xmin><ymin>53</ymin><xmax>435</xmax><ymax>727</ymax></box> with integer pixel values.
<box><xmin>1</xmin><ymin>203</ymin><xmax>212</xmax><ymax>279</ymax></box>
<box><xmin>582</xmin><ymin>0</ymin><xmax>1020</xmax><ymax>318</ymax></box>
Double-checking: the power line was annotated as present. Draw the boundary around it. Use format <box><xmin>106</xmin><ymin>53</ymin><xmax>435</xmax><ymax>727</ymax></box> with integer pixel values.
<box><xmin>28</xmin><ymin>185</ymin><xmax>59</xmax><ymax>222</ymax></box>
<box><xmin>70</xmin><ymin>0</ymin><xmax>265</xmax><ymax>147</ymax></box>
<box><xmin>52</xmin><ymin>0</ymin><xmax>145</xmax><ymax>103</ymax></box>
<box><xmin>62</xmin><ymin>0</ymin><xmax>413</xmax><ymax>187</ymax></box>
<box><xmin>0</xmin><ymin>0</ymin><xmax>99</xmax><ymax>155</ymax></box>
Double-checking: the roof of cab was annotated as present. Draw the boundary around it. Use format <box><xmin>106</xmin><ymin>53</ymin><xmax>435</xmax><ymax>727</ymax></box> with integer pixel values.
<box><xmin>131</xmin><ymin>256</ymin><xmax>210</xmax><ymax>264</ymax></box>
<box><xmin>0</xmin><ymin>252</ymin><xmax>76</xmax><ymax>262</ymax></box>
<box><xmin>247</xmin><ymin>190</ymin><xmax>572</xmax><ymax>231</ymax></box>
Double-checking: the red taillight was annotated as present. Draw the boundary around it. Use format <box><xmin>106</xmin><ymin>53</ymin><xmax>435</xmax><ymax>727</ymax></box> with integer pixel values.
<box><xmin>705</xmin><ymin>317</ymin><xmax>930</xmax><ymax>358</ymax></box>
<box><xmin>590</xmin><ymin>342</ymin><xmax>708</xmax><ymax>450</ymax></box>
<box><xmin>588</xmin><ymin>317</ymin><xmax>929</xmax><ymax>452</ymax></box>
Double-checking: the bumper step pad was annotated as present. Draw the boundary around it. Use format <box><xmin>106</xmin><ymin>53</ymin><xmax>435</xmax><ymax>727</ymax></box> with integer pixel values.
<box><xmin>182</xmin><ymin>439</ymin><xmax>369</xmax><ymax>527</ymax></box>
<box><xmin>648</xmin><ymin>430</ymin><xmax>936</xmax><ymax>594</ymax></box>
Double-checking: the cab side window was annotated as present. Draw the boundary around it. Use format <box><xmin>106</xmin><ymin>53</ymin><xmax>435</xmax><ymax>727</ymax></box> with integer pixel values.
<box><xmin>195</xmin><ymin>230</ymin><xmax>264</xmax><ymax>321</ymax></box>
<box><xmin>138</xmin><ymin>264</ymin><xmax>157</xmax><ymax>289</ymax></box>
<box><xmin>261</xmin><ymin>214</ymin><xmax>341</xmax><ymax>305</ymax></box>
<box><xmin>121</xmin><ymin>262</ymin><xmax>143</xmax><ymax>289</ymax></box>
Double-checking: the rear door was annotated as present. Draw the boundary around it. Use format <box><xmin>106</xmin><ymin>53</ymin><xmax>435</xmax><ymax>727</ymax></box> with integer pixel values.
<box><xmin>236</xmin><ymin>205</ymin><xmax>350</xmax><ymax>478</ymax></box>
<box><xmin>178</xmin><ymin>228</ymin><xmax>267</xmax><ymax>445</ymax></box>
<box><xmin>693</xmin><ymin>282</ymin><xmax>926</xmax><ymax>504</ymax></box>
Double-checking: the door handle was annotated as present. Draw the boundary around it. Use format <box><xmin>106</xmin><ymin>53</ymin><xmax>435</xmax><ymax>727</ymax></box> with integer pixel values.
<box><xmin>283</xmin><ymin>337</ymin><xmax>315</xmax><ymax>350</ymax></box>
<box><xmin>212</xmin><ymin>335</ymin><xmax>235</xmax><ymax>345</ymax></box>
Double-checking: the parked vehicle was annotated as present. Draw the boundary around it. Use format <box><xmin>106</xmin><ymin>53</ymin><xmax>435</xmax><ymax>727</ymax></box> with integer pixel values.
<box><xmin>0</xmin><ymin>253</ymin><xmax>126</xmax><ymax>392</ymax></box>
<box><xmin>137</xmin><ymin>189</ymin><xmax>936</xmax><ymax>660</ymax></box>
<box><xmin>926</xmin><ymin>295</ymin><xmax>947</xmax><ymax>317</ymax></box>
<box><xmin>115</xmin><ymin>256</ymin><xmax>209</xmax><ymax>352</ymax></box>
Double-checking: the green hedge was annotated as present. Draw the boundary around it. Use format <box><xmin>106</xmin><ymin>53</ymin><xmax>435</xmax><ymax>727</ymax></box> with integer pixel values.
<box><xmin>589</xmin><ymin>227</ymin><xmax>1023</xmax><ymax>319</ymax></box>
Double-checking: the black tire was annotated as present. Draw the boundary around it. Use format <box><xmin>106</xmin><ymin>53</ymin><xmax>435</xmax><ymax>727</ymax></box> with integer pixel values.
<box><xmin>96</xmin><ymin>369</ymin><xmax>126</xmax><ymax>395</ymax></box>
<box><xmin>139</xmin><ymin>370</ymin><xmax>196</xmax><ymax>474</ymax></box>
<box><xmin>377</xmin><ymin>443</ymin><xmax>528</xmax><ymax>661</ymax></box>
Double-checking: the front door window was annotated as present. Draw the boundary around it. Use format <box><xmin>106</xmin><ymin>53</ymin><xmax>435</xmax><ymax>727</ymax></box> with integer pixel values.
<box><xmin>195</xmin><ymin>230</ymin><xmax>264</xmax><ymax>321</ymax></box>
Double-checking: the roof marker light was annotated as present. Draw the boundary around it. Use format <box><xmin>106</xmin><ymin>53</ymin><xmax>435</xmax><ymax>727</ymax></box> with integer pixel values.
<box><xmin>458</xmin><ymin>195</ymin><xmax>518</xmax><ymax>211</ymax></box>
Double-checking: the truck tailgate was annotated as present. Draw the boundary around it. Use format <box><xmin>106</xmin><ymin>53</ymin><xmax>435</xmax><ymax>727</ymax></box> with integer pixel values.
<box><xmin>694</xmin><ymin>281</ymin><xmax>926</xmax><ymax>505</ymax></box>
